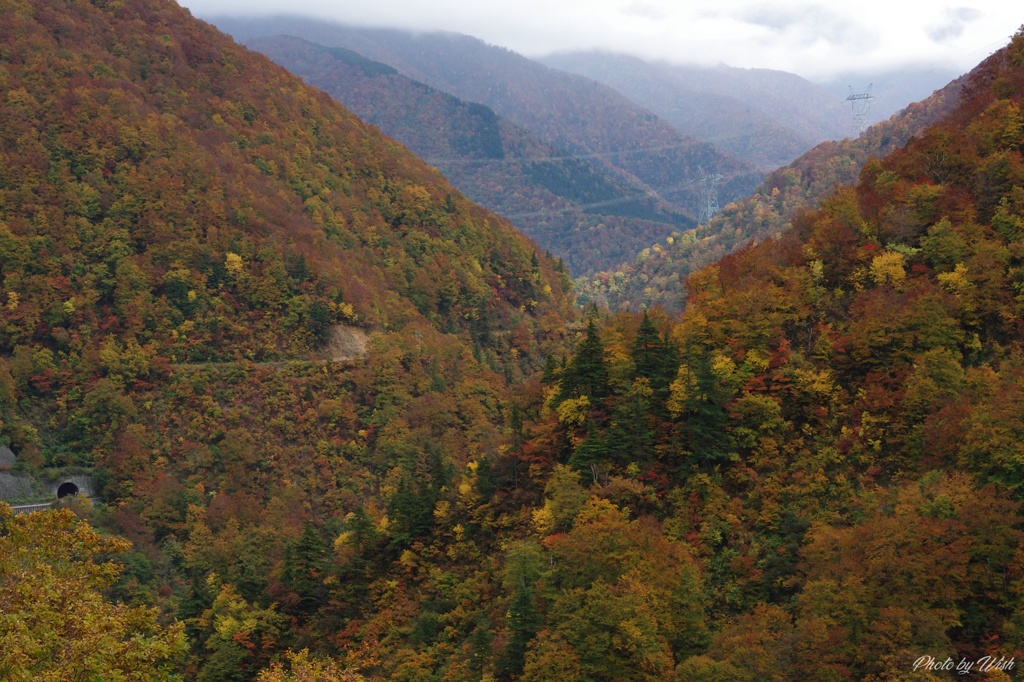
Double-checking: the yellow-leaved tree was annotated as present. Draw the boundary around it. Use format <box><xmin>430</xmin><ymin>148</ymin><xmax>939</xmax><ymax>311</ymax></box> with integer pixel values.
<box><xmin>0</xmin><ymin>503</ymin><xmax>186</xmax><ymax>681</ymax></box>
<box><xmin>256</xmin><ymin>649</ymin><xmax>365</xmax><ymax>681</ymax></box>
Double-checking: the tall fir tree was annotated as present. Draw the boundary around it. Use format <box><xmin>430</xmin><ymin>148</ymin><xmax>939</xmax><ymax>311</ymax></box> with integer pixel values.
<box><xmin>631</xmin><ymin>312</ymin><xmax>679</xmax><ymax>405</ymax></box>
<box><xmin>280</xmin><ymin>525</ymin><xmax>329</xmax><ymax>617</ymax></box>
<box><xmin>499</xmin><ymin>577</ymin><xmax>543</xmax><ymax>678</ymax></box>
<box><xmin>558</xmin><ymin>319</ymin><xmax>610</xmax><ymax>402</ymax></box>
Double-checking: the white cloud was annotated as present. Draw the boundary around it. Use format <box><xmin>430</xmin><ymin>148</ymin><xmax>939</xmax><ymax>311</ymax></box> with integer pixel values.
<box><xmin>183</xmin><ymin>0</ymin><xmax>1022</xmax><ymax>80</ymax></box>
<box><xmin>927</xmin><ymin>6</ymin><xmax>982</xmax><ymax>43</ymax></box>
<box><xmin>620</xmin><ymin>2</ymin><xmax>670</xmax><ymax>22</ymax></box>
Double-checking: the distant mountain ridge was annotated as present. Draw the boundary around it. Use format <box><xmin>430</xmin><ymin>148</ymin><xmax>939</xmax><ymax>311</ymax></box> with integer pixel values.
<box><xmin>540</xmin><ymin>51</ymin><xmax>851</xmax><ymax>171</ymax></box>
<box><xmin>245</xmin><ymin>34</ymin><xmax>694</xmax><ymax>276</ymax></box>
<box><xmin>210</xmin><ymin>16</ymin><xmax>764</xmax><ymax>229</ymax></box>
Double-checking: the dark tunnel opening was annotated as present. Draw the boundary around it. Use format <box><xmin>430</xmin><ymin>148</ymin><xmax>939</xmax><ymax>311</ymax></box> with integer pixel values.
<box><xmin>57</xmin><ymin>482</ymin><xmax>79</xmax><ymax>499</ymax></box>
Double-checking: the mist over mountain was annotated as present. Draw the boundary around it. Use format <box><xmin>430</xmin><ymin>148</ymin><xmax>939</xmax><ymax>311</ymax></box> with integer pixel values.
<box><xmin>820</xmin><ymin>66</ymin><xmax>965</xmax><ymax>123</ymax></box>
<box><xmin>245</xmin><ymin>34</ymin><xmax>695</xmax><ymax>276</ymax></box>
<box><xmin>540</xmin><ymin>51</ymin><xmax>851</xmax><ymax>171</ymax></box>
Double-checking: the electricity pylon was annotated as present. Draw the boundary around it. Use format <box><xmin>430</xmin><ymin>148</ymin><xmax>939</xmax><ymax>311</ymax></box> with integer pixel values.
<box><xmin>847</xmin><ymin>84</ymin><xmax>875</xmax><ymax>136</ymax></box>
<box><xmin>697</xmin><ymin>167</ymin><xmax>724</xmax><ymax>224</ymax></box>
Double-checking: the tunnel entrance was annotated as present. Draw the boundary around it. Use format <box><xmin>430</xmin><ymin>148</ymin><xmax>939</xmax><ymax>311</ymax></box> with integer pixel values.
<box><xmin>57</xmin><ymin>481</ymin><xmax>79</xmax><ymax>499</ymax></box>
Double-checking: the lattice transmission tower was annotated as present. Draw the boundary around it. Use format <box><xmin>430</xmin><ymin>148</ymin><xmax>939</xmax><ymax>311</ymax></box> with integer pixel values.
<box><xmin>847</xmin><ymin>84</ymin><xmax>875</xmax><ymax>136</ymax></box>
<box><xmin>697</xmin><ymin>166</ymin><xmax>724</xmax><ymax>224</ymax></box>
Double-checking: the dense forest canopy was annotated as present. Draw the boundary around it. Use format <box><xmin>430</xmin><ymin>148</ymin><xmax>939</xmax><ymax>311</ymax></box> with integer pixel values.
<box><xmin>4</xmin><ymin>1</ymin><xmax>1024</xmax><ymax>681</ymax></box>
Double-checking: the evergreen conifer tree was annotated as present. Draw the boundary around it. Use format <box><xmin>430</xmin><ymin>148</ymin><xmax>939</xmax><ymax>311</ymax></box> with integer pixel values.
<box><xmin>281</xmin><ymin>525</ymin><xmax>329</xmax><ymax>616</ymax></box>
<box><xmin>558</xmin><ymin>319</ymin><xmax>610</xmax><ymax>402</ymax></box>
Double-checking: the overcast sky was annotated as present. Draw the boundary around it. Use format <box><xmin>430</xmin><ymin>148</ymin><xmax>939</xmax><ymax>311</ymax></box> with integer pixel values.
<box><xmin>183</xmin><ymin>0</ymin><xmax>1021</xmax><ymax>81</ymax></box>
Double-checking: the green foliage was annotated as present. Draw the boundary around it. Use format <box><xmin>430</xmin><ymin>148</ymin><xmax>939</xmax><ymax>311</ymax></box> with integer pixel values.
<box><xmin>195</xmin><ymin>579</ymin><xmax>288</xmax><ymax>682</ymax></box>
<box><xmin>497</xmin><ymin>540</ymin><xmax>546</xmax><ymax>677</ymax></box>
<box><xmin>280</xmin><ymin>525</ymin><xmax>329</xmax><ymax>616</ymax></box>
<box><xmin>531</xmin><ymin>465</ymin><xmax>589</xmax><ymax>534</ymax></box>
<box><xmin>521</xmin><ymin>630</ymin><xmax>583</xmax><ymax>681</ymax></box>
<box><xmin>538</xmin><ymin>498</ymin><xmax>707</xmax><ymax>677</ymax></box>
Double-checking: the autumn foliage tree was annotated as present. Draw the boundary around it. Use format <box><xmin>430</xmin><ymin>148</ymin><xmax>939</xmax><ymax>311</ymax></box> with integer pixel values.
<box><xmin>0</xmin><ymin>503</ymin><xmax>186</xmax><ymax>681</ymax></box>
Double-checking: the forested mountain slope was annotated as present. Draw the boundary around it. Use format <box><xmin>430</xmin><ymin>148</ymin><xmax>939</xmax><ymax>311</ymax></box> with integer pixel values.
<box><xmin>245</xmin><ymin>35</ymin><xmax>692</xmax><ymax>276</ymax></box>
<box><xmin>212</xmin><ymin>16</ymin><xmax>763</xmax><ymax>227</ymax></box>
<box><xmin>579</xmin><ymin>63</ymin><xmax>969</xmax><ymax>311</ymax></box>
<box><xmin>0</xmin><ymin>0</ymin><xmax>574</xmax><ymax>676</ymax></box>
<box><xmin>541</xmin><ymin>51</ymin><xmax>850</xmax><ymax>172</ymax></box>
<box><xmin>496</xmin><ymin>27</ymin><xmax>1024</xmax><ymax>680</ymax></box>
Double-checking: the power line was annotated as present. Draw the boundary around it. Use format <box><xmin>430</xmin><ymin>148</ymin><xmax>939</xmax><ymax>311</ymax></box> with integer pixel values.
<box><xmin>421</xmin><ymin>138</ymin><xmax>743</xmax><ymax>222</ymax></box>
<box><xmin>421</xmin><ymin>139</ymin><xmax>706</xmax><ymax>167</ymax></box>
<box><xmin>500</xmin><ymin>168</ymin><xmax>740</xmax><ymax>222</ymax></box>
